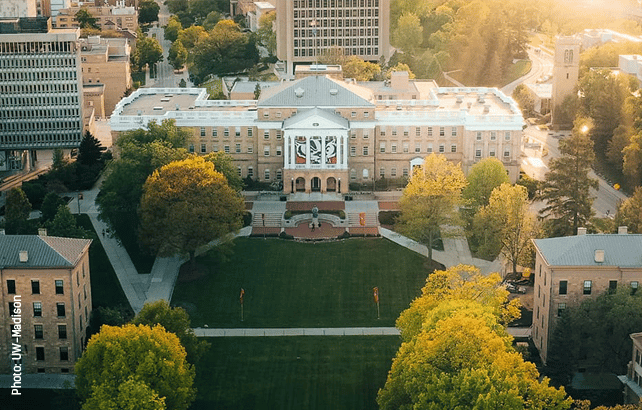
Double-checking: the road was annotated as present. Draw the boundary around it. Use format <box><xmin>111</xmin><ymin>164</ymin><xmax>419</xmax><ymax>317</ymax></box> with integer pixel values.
<box><xmin>502</xmin><ymin>46</ymin><xmax>553</xmax><ymax>96</ymax></box>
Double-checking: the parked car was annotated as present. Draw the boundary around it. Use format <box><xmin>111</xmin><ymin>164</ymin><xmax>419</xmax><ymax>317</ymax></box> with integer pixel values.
<box><xmin>505</xmin><ymin>282</ymin><xmax>527</xmax><ymax>294</ymax></box>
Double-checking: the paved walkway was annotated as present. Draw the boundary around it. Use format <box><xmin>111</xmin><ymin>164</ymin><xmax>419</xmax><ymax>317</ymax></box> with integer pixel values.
<box><xmin>194</xmin><ymin>327</ymin><xmax>400</xmax><ymax>337</ymax></box>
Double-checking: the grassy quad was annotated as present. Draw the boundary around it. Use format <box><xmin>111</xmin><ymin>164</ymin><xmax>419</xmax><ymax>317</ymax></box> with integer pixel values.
<box><xmin>171</xmin><ymin>237</ymin><xmax>435</xmax><ymax>328</ymax></box>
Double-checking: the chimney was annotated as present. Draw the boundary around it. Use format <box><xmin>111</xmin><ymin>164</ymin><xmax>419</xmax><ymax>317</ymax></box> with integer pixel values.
<box><xmin>0</xmin><ymin>229</ymin><xmax>5</xmax><ymax>235</ymax></box>
<box><xmin>594</xmin><ymin>249</ymin><xmax>605</xmax><ymax>263</ymax></box>
<box><xmin>618</xmin><ymin>226</ymin><xmax>628</xmax><ymax>235</ymax></box>
<box><xmin>19</xmin><ymin>251</ymin><xmax>28</xmax><ymax>263</ymax></box>
<box><xmin>38</xmin><ymin>228</ymin><xmax>47</xmax><ymax>236</ymax></box>
<box><xmin>577</xmin><ymin>227</ymin><xmax>587</xmax><ymax>235</ymax></box>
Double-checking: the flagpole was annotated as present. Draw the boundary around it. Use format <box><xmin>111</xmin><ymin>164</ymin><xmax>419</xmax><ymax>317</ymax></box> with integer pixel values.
<box><xmin>377</xmin><ymin>300</ymin><xmax>380</xmax><ymax>319</ymax></box>
<box><xmin>373</xmin><ymin>287</ymin><xmax>380</xmax><ymax>319</ymax></box>
<box><xmin>240</xmin><ymin>288</ymin><xmax>245</xmax><ymax>322</ymax></box>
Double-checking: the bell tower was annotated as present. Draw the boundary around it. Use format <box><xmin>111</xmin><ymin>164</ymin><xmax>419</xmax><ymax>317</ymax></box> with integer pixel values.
<box><xmin>551</xmin><ymin>36</ymin><xmax>581</xmax><ymax>129</ymax></box>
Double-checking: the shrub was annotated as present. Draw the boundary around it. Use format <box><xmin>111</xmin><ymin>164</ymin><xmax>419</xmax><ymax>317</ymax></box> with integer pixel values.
<box><xmin>284</xmin><ymin>210</ymin><xmax>293</xmax><ymax>220</ymax></box>
<box><xmin>279</xmin><ymin>231</ymin><xmax>294</xmax><ymax>240</ymax></box>
<box><xmin>243</xmin><ymin>211</ymin><xmax>253</xmax><ymax>227</ymax></box>
<box><xmin>378</xmin><ymin>211</ymin><xmax>400</xmax><ymax>225</ymax></box>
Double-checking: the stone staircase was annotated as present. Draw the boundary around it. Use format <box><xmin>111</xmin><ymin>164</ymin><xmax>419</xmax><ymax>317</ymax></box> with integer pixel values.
<box><xmin>251</xmin><ymin>212</ymin><xmax>283</xmax><ymax>228</ymax></box>
<box><xmin>347</xmin><ymin>212</ymin><xmax>378</xmax><ymax>227</ymax></box>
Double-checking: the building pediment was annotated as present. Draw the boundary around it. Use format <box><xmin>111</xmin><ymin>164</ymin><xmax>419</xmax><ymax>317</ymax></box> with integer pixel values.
<box><xmin>283</xmin><ymin>107</ymin><xmax>349</xmax><ymax>130</ymax></box>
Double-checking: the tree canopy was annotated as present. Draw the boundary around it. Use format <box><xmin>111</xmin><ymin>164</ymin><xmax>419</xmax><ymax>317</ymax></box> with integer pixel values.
<box><xmin>3</xmin><ymin>187</ymin><xmax>32</xmax><ymax>234</ymax></box>
<box><xmin>75</xmin><ymin>324</ymin><xmax>195</xmax><ymax>410</ymax></box>
<box><xmin>378</xmin><ymin>265</ymin><xmax>570</xmax><ymax>410</ymax></box>
<box><xmin>397</xmin><ymin>154</ymin><xmax>467</xmax><ymax>262</ymax></box>
<box><xmin>138</xmin><ymin>0</ymin><xmax>160</xmax><ymax>25</ymax></box>
<box><xmin>462</xmin><ymin>157</ymin><xmax>510</xmax><ymax>210</ymax></box>
<box><xmin>257</xmin><ymin>11</ymin><xmax>276</xmax><ymax>56</ymax></box>
<box><xmin>47</xmin><ymin>205</ymin><xmax>91</xmax><ymax>239</ymax></box>
<box><xmin>139</xmin><ymin>156</ymin><xmax>244</xmax><ymax>266</ymax></box>
<box><xmin>133</xmin><ymin>36</ymin><xmax>164</xmax><ymax>72</ymax></box>
<box><xmin>77</xmin><ymin>131</ymin><xmax>106</xmax><ymax>167</ymax></box>
<box><xmin>75</xmin><ymin>8</ymin><xmax>98</xmax><ymax>29</ymax></box>
<box><xmin>616</xmin><ymin>186</ymin><xmax>642</xmax><ymax>233</ymax></box>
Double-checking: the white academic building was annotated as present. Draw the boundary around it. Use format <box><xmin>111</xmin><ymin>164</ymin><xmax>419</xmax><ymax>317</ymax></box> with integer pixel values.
<box><xmin>110</xmin><ymin>71</ymin><xmax>525</xmax><ymax>193</ymax></box>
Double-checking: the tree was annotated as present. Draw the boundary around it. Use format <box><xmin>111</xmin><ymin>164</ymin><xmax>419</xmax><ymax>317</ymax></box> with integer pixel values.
<box><xmin>342</xmin><ymin>56</ymin><xmax>381</xmax><ymax>81</ymax></box>
<box><xmin>386</xmin><ymin>62</ymin><xmax>415</xmax><ymax>79</ymax></box>
<box><xmin>462</xmin><ymin>157</ymin><xmax>510</xmax><ymax>210</ymax></box>
<box><xmin>474</xmin><ymin>184</ymin><xmax>539</xmax><ymax>275</ymax></box>
<box><xmin>133</xmin><ymin>36</ymin><xmax>164</xmax><ymax>72</ymax></box>
<box><xmin>177</xmin><ymin>25</ymin><xmax>206</xmax><ymax>50</ymax></box>
<box><xmin>616</xmin><ymin>186</ymin><xmax>642</xmax><ymax>233</ymax></box>
<box><xmin>392</xmin><ymin>13</ymin><xmax>423</xmax><ymax>54</ymax></box>
<box><xmin>3</xmin><ymin>188</ymin><xmax>32</xmax><ymax>234</ymax></box>
<box><xmin>538</xmin><ymin>118</ymin><xmax>599</xmax><ymax>237</ymax></box>
<box><xmin>52</xmin><ymin>148</ymin><xmax>67</xmax><ymax>171</ymax></box>
<box><xmin>397</xmin><ymin>154</ymin><xmax>467</xmax><ymax>263</ymax></box>
<box><xmin>257</xmin><ymin>11</ymin><xmax>276</xmax><ymax>56</ymax></box>
<box><xmin>40</xmin><ymin>192</ymin><xmax>66</xmax><ymax>223</ymax></box>
<box><xmin>168</xmin><ymin>40</ymin><xmax>188</xmax><ymax>71</ymax></box>
<box><xmin>132</xmin><ymin>300</ymin><xmax>209</xmax><ymax>364</ymax></box>
<box><xmin>75</xmin><ymin>8</ymin><xmax>98</xmax><ymax>29</ymax></box>
<box><xmin>75</xmin><ymin>324</ymin><xmax>195</xmax><ymax>410</ymax></box>
<box><xmin>77</xmin><ymin>131</ymin><xmax>106</xmax><ymax>167</ymax></box>
<box><xmin>47</xmin><ymin>205</ymin><xmax>91</xmax><ymax>239</ymax></box>
<box><xmin>139</xmin><ymin>156</ymin><xmax>244</xmax><ymax>267</ymax></box>
<box><xmin>379</xmin><ymin>265</ymin><xmax>570</xmax><ymax>410</ymax></box>
<box><xmin>164</xmin><ymin>16</ymin><xmax>182</xmax><ymax>43</ymax></box>
<box><xmin>204</xmin><ymin>152</ymin><xmax>244</xmax><ymax>192</ymax></box>
<box><xmin>512</xmin><ymin>84</ymin><xmax>535</xmax><ymax>117</ymax></box>
<box><xmin>138</xmin><ymin>0</ymin><xmax>160</xmax><ymax>25</ymax></box>
<box><xmin>202</xmin><ymin>11</ymin><xmax>223</xmax><ymax>30</ymax></box>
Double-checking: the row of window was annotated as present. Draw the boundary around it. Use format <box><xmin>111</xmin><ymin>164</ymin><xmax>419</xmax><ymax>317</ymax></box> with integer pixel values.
<box><xmin>556</xmin><ymin>279</ymin><xmax>639</xmax><ymax>296</ymax></box>
<box><xmin>6</xmin><ymin>276</ymin><xmax>87</xmax><ymax>295</ymax></box>
<box><xmin>33</xmin><ymin>324</ymin><xmax>68</xmax><ymax>340</ymax></box>
<box><xmin>23</xmin><ymin>344</ymin><xmax>70</xmax><ymax>362</ymax></box>
<box><xmin>294</xmin><ymin>0</ymin><xmax>380</xmax><ymax>8</ymax></box>
<box><xmin>294</xmin><ymin>47</ymin><xmax>379</xmax><ymax>57</ymax></box>
<box><xmin>236</xmin><ymin>167</ymin><xmax>283</xmax><ymax>181</ymax></box>
<box><xmin>377</xmin><ymin>142</ymin><xmax>457</xmax><ymax>154</ymax></box>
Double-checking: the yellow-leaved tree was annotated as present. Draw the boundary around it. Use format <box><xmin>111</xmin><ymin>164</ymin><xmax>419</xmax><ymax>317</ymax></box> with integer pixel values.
<box><xmin>397</xmin><ymin>153</ymin><xmax>467</xmax><ymax>263</ymax></box>
<box><xmin>378</xmin><ymin>265</ymin><xmax>572</xmax><ymax>410</ymax></box>
<box><xmin>139</xmin><ymin>156</ymin><xmax>245</xmax><ymax>269</ymax></box>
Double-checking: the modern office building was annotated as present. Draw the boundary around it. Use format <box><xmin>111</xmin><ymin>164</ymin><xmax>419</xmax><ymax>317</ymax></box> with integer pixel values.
<box><xmin>274</xmin><ymin>0</ymin><xmax>390</xmax><ymax>78</ymax></box>
<box><xmin>0</xmin><ymin>17</ymin><xmax>84</xmax><ymax>171</ymax></box>
<box><xmin>532</xmin><ymin>228</ymin><xmax>642</xmax><ymax>364</ymax></box>
<box><xmin>0</xmin><ymin>233</ymin><xmax>92</xmax><ymax>374</ymax></box>
<box><xmin>110</xmin><ymin>70</ymin><xmax>524</xmax><ymax>192</ymax></box>
<box><xmin>0</xmin><ymin>0</ymin><xmax>37</xmax><ymax>18</ymax></box>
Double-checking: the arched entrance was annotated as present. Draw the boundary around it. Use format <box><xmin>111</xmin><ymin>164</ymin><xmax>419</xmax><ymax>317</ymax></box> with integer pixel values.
<box><xmin>326</xmin><ymin>177</ymin><xmax>336</xmax><ymax>191</ymax></box>
<box><xmin>296</xmin><ymin>177</ymin><xmax>306</xmax><ymax>192</ymax></box>
<box><xmin>311</xmin><ymin>177</ymin><xmax>321</xmax><ymax>192</ymax></box>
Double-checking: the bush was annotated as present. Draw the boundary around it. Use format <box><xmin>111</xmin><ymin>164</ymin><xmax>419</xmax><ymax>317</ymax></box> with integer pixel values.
<box><xmin>21</xmin><ymin>181</ymin><xmax>48</xmax><ymax>209</ymax></box>
<box><xmin>243</xmin><ymin>211</ymin><xmax>253</xmax><ymax>227</ymax></box>
<box><xmin>284</xmin><ymin>210</ymin><xmax>292</xmax><ymax>220</ymax></box>
<box><xmin>279</xmin><ymin>231</ymin><xmax>294</xmax><ymax>240</ymax></box>
<box><xmin>378</xmin><ymin>211</ymin><xmax>400</xmax><ymax>226</ymax></box>
<box><xmin>337</xmin><ymin>230</ymin><xmax>350</xmax><ymax>239</ymax></box>
<box><xmin>338</xmin><ymin>210</ymin><xmax>346</xmax><ymax>219</ymax></box>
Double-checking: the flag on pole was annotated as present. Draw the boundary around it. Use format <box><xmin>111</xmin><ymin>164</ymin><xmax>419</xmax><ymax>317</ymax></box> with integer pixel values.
<box><xmin>240</xmin><ymin>288</ymin><xmax>245</xmax><ymax>305</ymax></box>
<box><xmin>373</xmin><ymin>287</ymin><xmax>379</xmax><ymax>303</ymax></box>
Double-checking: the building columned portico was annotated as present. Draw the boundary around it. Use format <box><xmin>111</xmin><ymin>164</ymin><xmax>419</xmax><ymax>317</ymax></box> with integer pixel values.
<box><xmin>282</xmin><ymin>107</ymin><xmax>349</xmax><ymax>193</ymax></box>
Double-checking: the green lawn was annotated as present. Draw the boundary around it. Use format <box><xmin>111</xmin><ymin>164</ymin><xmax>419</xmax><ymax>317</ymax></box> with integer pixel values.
<box><xmin>75</xmin><ymin>215</ymin><xmax>132</xmax><ymax>312</ymax></box>
<box><xmin>172</xmin><ymin>237</ymin><xmax>434</xmax><ymax>328</ymax></box>
<box><xmin>191</xmin><ymin>336</ymin><xmax>400</xmax><ymax>410</ymax></box>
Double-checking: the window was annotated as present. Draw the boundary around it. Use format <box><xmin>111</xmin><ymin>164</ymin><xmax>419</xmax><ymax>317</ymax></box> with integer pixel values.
<box><xmin>439</xmin><ymin>144</ymin><xmax>445</xmax><ymax>153</ymax></box>
<box><xmin>416</xmin><ymin>127</ymin><xmax>421</xmax><ymax>137</ymax></box>
<box><xmin>212</xmin><ymin>129</ymin><xmax>217</xmax><ymax>137</ymax></box>
<box><xmin>379</xmin><ymin>167</ymin><xmax>385</xmax><ymax>177</ymax></box>
<box><xmin>33</xmin><ymin>302</ymin><xmax>42</xmax><ymax>317</ymax></box>
<box><xmin>213</xmin><ymin>145</ymin><xmax>219</xmax><ymax>152</ymax></box>
<box><xmin>439</xmin><ymin>127</ymin><xmax>445</xmax><ymax>137</ymax></box>
<box><xmin>263</xmin><ymin>146</ymin><xmax>270</xmax><ymax>157</ymax></box>
<box><xmin>632</xmin><ymin>281</ymin><xmax>639</xmax><ymax>295</ymax></box>
<box><xmin>235</xmin><ymin>128</ymin><xmax>241</xmax><ymax>137</ymax></box>
<box><xmin>224</xmin><ymin>128</ymin><xmax>229</xmax><ymax>137</ymax></box>
<box><xmin>224</xmin><ymin>145</ymin><xmax>230</xmax><ymax>154</ymax></box>
<box><xmin>380</xmin><ymin>142</ymin><xmax>385</xmax><ymax>153</ymax></box>
<box><xmin>189</xmin><ymin>144</ymin><xmax>194</xmax><ymax>153</ymax></box>
<box><xmin>583</xmin><ymin>280</ymin><xmax>592</xmax><ymax>295</ymax></box>
<box><xmin>451</xmin><ymin>144</ymin><xmax>457</xmax><ymax>153</ymax></box>
<box><xmin>58</xmin><ymin>325</ymin><xmax>67</xmax><ymax>339</ymax></box>
<box><xmin>6</xmin><ymin>280</ymin><xmax>15</xmax><ymax>294</ymax></box>
<box><xmin>201</xmin><ymin>144</ymin><xmax>207</xmax><ymax>153</ymax></box>
<box><xmin>36</xmin><ymin>347</ymin><xmax>45</xmax><ymax>361</ymax></box>
<box><xmin>264</xmin><ymin>131</ymin><xmax>270</xmax><ymax>139</ymax></box>
<box><xmin>415</xmin><ymin>144</ymin><xmax>421</xmax><ymax>153</ymax></box>
<box><xmin>60</xmin><ymin>347</ymin><xmax>69</xmax><ymax>361</ymax></box>
<box><xmin>402</xmin><ymin>168</ymin><xmax>409</xmax><ymax>177</ymax></box>
<box><xmin>363</xmin><ymin>133</ymin><xmax>369</xmax><ymax>139</ymax></box>
<box><xmin>451</xmin><ymin>127</ymin><xmax>457</xmax><ymax>137</ymax></box>
<box><xmin>362</xmin><ymin>169</ymin><xmax>369</xmax><ymax>180</ymax></box>
<box><xmin>351</xmin><ymin>132</ymin><xmax>356</xmax><ymax>139</ymax></box>
<box><xmin>428</xmin><ymin>128</ymin><xmax>433</xmax><ymax>137</ymax></box>
<box><xmin>403</xmin><ymin>129</ymin><xmax>409</xmax><ymax>137</ymax></box>
<box><xmin>350</xmin><ymin>146</ymin><xmax>356</xmax><ymax>156</ymax></box>
<box><xmin>489</xmin><ymin>149</ymin><xmax>496</xmax><ymax>157</ymax></box>
<box><xmin>237</xmin><ymin>166</ymin><xmax>242</xmax><ymax>177</ymax></box>
<box><xmin>235</xmin><ymin>143</ymin><xmax>241</xmax><ymax>153</ymax></box>
<box><xmin>391</xmin><ymin>168</ymin><xmax>397</xmax><ymax>177</ymax></box>
<box><xmin>391</xmin><ymin>144</ymin><xmax>397</xmax><ymax>153</ymax></box>
<box><xmin>505</xmin><ymin>132</ymin><xmax>511</xmax><ymax>141</ymax></box>
<box><xmin>392</xmin><ymin>129</ymin><xmax>397</xmax><ymax>136</ymax></box>
<box><xmin>475</xmin><ymin>149</ymin><xmax>482</xmax><ymax>158</ymax></box>
<box><xmin>247</xmin><ymin>146</ymin><xmax>253</xmax><ymax>153</ymax></box>
<box><xmin>364</xmin><ymin>112</ymin><xmax>369</xmax><ymax>118</ymax></box>
<box><xmin>559</xmin><ymin>280</ymin><xmax>567</xmax><ymax>295</ymax></box>
<box><xmin>350</xmin><ymin>169</ymin><xmax>357</xmax><ymax>180</ymax></box>
<box><xmin>247</xmin><ymin>128</ymin><xmax>253</xmax><ymax>137</ymax></box>
<box><xmin>200</xmin><ymin>127</ymin><xmax>205</xmax><ymax>137</ymax></box>
<box><xmin>427</xmin><ymin>144</ymin><xmax>433</xmax><ymax>153</ymax></box>
<box><xmin>403</xmin><ymin>143</ymin><xmax>409</xmax><ymax>153</ymax></box>
<box><xmin>490</xmin><ymin>132</ymin><xmax>496</xmax><ymax>141</ymax></box>
<box><xmin>609</xmin><ymin>280</ymin><xmax>618</xmax><ymax>293</ymax></box>
<box><xmin>476</xmin><ymin>132</ymin><xmax>482</xmax><ymax>141</ymax></box>
<box><xmin>504</xmin><ymin>149</ymin><xmax>510</xmax><ymax>157</ymax></box>
<box><xmin>57</xmin><ymin>303</ymin><xmax>66</xmax><ymax>317</ymax></box>
<box><xmin>264</xmin><ymin>169</ymin><xmax>270</xmax><ymax>180</ymax></box>
<box><xmin>76</xmin><ymin>272</ymin><xmax>79</xmax><ymax>286</ymax></box>
<box><xmin>557</xmin><ymin>303</ymin><xmax>566</xmax><ymax>317</ymax></box>
<box><xmin>351</xmin><ymin>111</ymin><xmax>356</xmax><ymax>117</ymax></box>
<box><xmin>276</xmin><ymin>131</ymin><xmax>282</xmax><ymax>139</ymax></box>
<box><xmin>276</xmin><ymin>146</ymin><xmax>282</xmax><ymax>156</ymax></box>
<box><xmin>248</xmin><ymin>167</ymin><xmax>254</xmax><ymax>178</ymax></box>
<box><xmin>34</xmin><ymin>325</ymin><xmax>43</xmax><ymax>339</ymax></box>
<box><xmin>32</xmin><ymin>280</ymin><xmax>40</xmax><ymax>294</ymax></box>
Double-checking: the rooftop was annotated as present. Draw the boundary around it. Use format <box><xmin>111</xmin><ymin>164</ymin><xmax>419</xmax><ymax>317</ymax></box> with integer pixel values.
<box><xmin>533</xmin><ymin>234</ymin><xmax>642</xmax><ymax>267</ymax></box>
<box><xmin>0</xmin><ymin>235</ymin><xmax>91</xmax><ymax>268</ymax></box>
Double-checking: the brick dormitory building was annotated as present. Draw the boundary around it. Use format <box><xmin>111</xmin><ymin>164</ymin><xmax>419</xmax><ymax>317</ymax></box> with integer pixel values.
<box><xmin>109</xmin><ymin>70</ymin><xmax>525</xmax><ymax>191</ymax></box>
<box><xmin>0</xmin><ymin>233</ymin><xmax>92</xmax><ymax>374</ymax></box>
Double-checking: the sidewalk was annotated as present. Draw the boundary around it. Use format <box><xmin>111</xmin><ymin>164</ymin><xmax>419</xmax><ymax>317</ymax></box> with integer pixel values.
<box><xmin>194</xmin><ymin>327</ymin><xmax>400</xmax><ymax>337</ymax></box>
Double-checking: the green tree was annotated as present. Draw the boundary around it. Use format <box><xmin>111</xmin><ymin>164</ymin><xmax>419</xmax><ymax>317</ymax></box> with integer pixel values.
<box><xmin>392</xmin><ymin>13</ymin><xmax>423</xmax><ymax>54</ymax></box>
<box><xmin>132</xmin><ymin>300</ymin><xmax>209</xmax><ymax>364</ymax></box>
<box><xmin>168</xmin><ymin>40</ymin><xmax>188</xmax><ymax>71</ymax></box>
<box><xmin>257</xmin><ymin>11</ymin><xmax>276</xmax><ymax>56</ymax></box>
<box><xmin>203</xmin><ymin>151</ymin><xmax>244</xmax><ymax>191</ymax></box>
<box><xmin>3</xmin><ymin>188</ymin><xmax>32</xmax><ymax>234</ymax></box>
<box><xmin>397</xmin><ymin>154</ymin><xmax>467</xmax><ymax>263</ymax></box>
<box><xmin>616</xmin><ymin>186</ymin><xmax>642</xmax><ymax>233</ymax></box>
<box><xmin>133</xmin><ymin>36</ymin><xmax>164</xmax><ymax>72</ymax></box>
<box><xmin>47</xmin><ymin>206</ymin><xmax>91</xmax><ymax>239</ymax></box>
<box><xmin>177</xmin><ymin>25</ymin><xmax>206</xmax><ymax>50</ymax></box>
<box><xmin>474</xmin><ymin>184</ymin><xmax>539</xmax><ymax>274</ymax></box>
<box><xmin>52</xmin><ymin>148</ymin><xmax>67</xmax><ymax>170</ymax></box>
<box><xmin>77</xmin><ymin>131</ymin><xmax>106</xmax><ymax>167</ymax></box>
<box><xmin>462</xmin><ymin>157</ymin><xmax>510</xmax><ymax>210</ymax></box>
<box><xmin>40</xmin><ymin>192</ymin><xmax>66</xmax><ymax>223</ymax></box>
<box><xmin>538</xmin><ymin>119</ymin><xmax>598</xmax><ymax>237</ymax></box>
<box><xmin>202</xmin><ymin>11</ymin><xmax>223</xmax><ymax>30</ymax></box>
<box><xmin>164</xmin><ymin>16</ymin><xmax>182</xmax><ymax>43</ymax></box>
<box><xmin>75</xmin><ymin>324</ymin><xmax>195</xmax><ymax>410</ymax></box>
<box><xmin>139</xmin><ymin>156</ymin><xmax>244</xmax><ymax>267</ymax></box>
<box><xmin>342</xmin><ymin>56</ymin><xmax>381</xmax><ymax>81</ymax></box>
<box><xmin>138</xmin><ymin>0</ymin><xmax>160</xmax><ymax>25</ymax></box>
<box><xmin>75</xmin><ymin>8</ymin><xmax>98</xmax><ymax>29</ymax></box>
<box><xmin>512</xmin><ymin>84</ymin><xmax>535</xmax><ymax>117</ymax></box>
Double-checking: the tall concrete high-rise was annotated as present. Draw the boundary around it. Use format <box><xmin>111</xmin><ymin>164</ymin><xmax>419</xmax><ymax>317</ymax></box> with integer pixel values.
<box><xmin>551</xmin><ymin>35</ymin><xmax>580</xmax><ymax>128</ymax></box>
<box><xmin>274</xmin><ymin>0</ymin><xmax>390</xmax><ymax>78</ymax></box>
<box><xmin>0</xmin><ymin>0</ymin><xmax>37</xmax><ymax>18</ymax></box>
<box><xmin>0</xmin><ymin>17</ymin><xmax>84</xmax><ymax>170</ymax></box>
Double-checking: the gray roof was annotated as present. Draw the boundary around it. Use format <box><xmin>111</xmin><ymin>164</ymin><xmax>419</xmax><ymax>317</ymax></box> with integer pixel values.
<box><xmin>533</xmin><ymin>234</ymin><xmax>642</xmax><ymax>267</ymax></box>
<box><xmin>0</xmin><ymin>235</ymin><xmax>92</xmax><ymax>268</ymax></box>
<box><xmin>283</xmin><ymin>107</ymin><xmax>349</xmax><ymax>129</ymax></box>
<box><xmin>258</xmin><ymin>75</ymin><xmax>374</xmax><ymax>107</ymax></box>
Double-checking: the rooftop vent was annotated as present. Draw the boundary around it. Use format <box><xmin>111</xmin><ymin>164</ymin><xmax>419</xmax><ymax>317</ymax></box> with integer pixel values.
<box><xmin>477</xmin><ymin>94</ymin><xmax>485</xmax><ymax>103</ymax></box>
<box><xmin>38</xmin><ymin>228</ymin><xmax>47</xmax><ymax>236</ymax></box>
<box><xmin>577</xmin><ymin>227</ymin><xmax>587</xmax><ymax>235</ymax></box>
<box><xmin>294</xmin><ymin>87</ymin><xmax>305</xmax><ymax>98</ymax></box>
<box><xmin>329</xmin><ymin>89</ymin><xmax>338</xmax><ymax>95</ymax></box>
<box><xmin>618</xmin><ymin>226</ymin><xmax>628</xmax><ymax>234</ymax></box>
<box><xmin>19</xmin><ymin>251</ymin><xmax>28</xmax><ymax>263</ymax></box>
<box><xmin>594</xmin><ymin>249</ymin><xmax>605</xmax><ymax>263</ymax></box>
<box><xmin>456</xmin><ymin>95</ymin><xmax>463</xmax><ymax>103</ymax></box>
<box><xmin>483</xmin><ymin>105</ymin><xmax>490</xmax><ymax>114</ymax></box>
<box><xmin>0</xmin><ymin>229</ymin><xmax>5</xmax><ymax>235</ymax></box>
